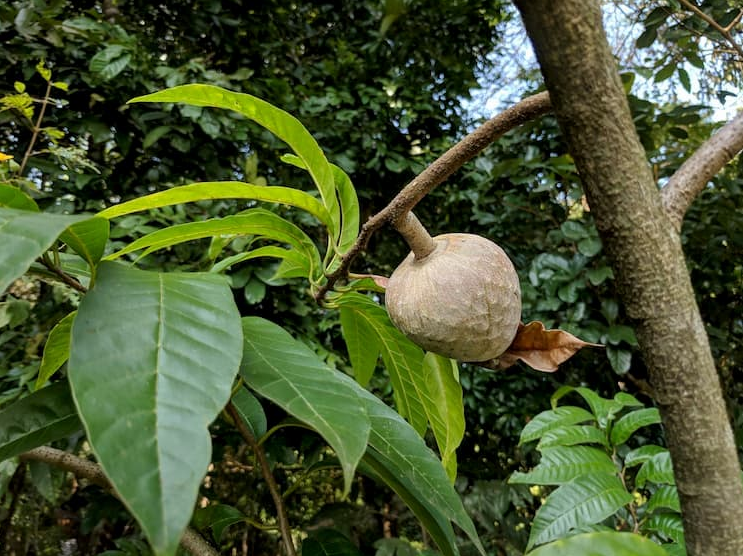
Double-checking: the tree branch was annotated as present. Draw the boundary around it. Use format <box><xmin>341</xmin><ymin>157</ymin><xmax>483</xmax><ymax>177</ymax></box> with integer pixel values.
<box><xmin>315</xmin><ymin>91</ymin><xmax>552</xmax><ymax>301</ymax></box>
<box><xmin>19</xmin><ymin>447</ymin><xmax>219</xmax><ymax>556</ymax></box>
<box><xmin>661</xmin><ymin>111</ymin><xmax>743</xmax><ymax>231</ymax></box>
<box><xmin>226</xmin><ymin>402</ymin><xmax>297</xmax><ymax>556</ymax></box>
<box><xmin>677</xmin><ymin>0</ymin><xmax>743</xmax><ymax>60</ymax></box>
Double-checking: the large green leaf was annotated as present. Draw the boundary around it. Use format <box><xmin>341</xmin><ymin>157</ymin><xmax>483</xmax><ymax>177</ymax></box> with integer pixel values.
<box><xmin>519</xmin><ymin>407</ymin><xmax>596</xmax><ymax>445</ymax></box>
<box><xmin>333</xmin><ymin>293</ymin><xmax>428</xmax><ymax>435</ymax></box>
<box><xmin>510</xmin><ymin>446</ymin><xmax>617</xmax><ymax>486</ymax></box>
<box><xmin>59</xmin><ymin>217</ymin><xmax>110</xmax><ymax>267</ymax></box>
<box><xmin>339</xmin><ymin>305</ymin><xmax>381</xmax><ymax>387</ymax></box>
<box><xmin>230</xmin><ymin>386</ymin><xmax>267</xmax><ymax>440</ymax></box>
<box><xmin>421</xmin><ymin>352</ymin><xmax>464</xmax><ymax>482</ymax></box>
<box><xmin>527</xmin><ymin>473</ymin><xmax>633</xmax><ymax>549</ymax></box>
<box><xmin>239</xmin><ymin>317</ymin><xmax>370</xmax><ymax>494</ymax></box>
<box><xmin>0</xmin><ymin>184</ymin><xmax>39</xmax><ymax>211</ymax></box>
<box><xmin>0</xmin><ymin>382</ymin><xmax>81</xmax><ymax>461</ymax></box>
<box><xmin>351</xmin><ymin>378</ymin><xmax>484</xmax><ymax>556</ymax></box>
<box><xmin>624</xmin><ymin>445</ymin><xmax>667</xmax><ymax>468</ymax></box>
<box><xmin>0</xmin><ymin>207</ymin><xmax>89</xmax><ymax>294</ymax></box>
<box><xmin>210</xmin><ymin>246</ymin><xmax>307</xmax><ymax>276</ymax></box>
<box><xmin>636</xmin><ymin>451</ymin><xmax>675</xmax><ymax>488</ymax></box>
<box><xmin>550</xmin><ymin>387</ymin><xmax>634</xmax><ymax>428</ymax></box>
<box><xmin>302</xmin><ymin>529</ymin><xmax>364</xmax><ymax>556</ymax></box>
<box><xmin>642</xmin><ymin>514</ymin><xmax>685</xmax><ymax>545</ymax></box>
<box><xmin>35</xmin><ymin>311</ymin><xmax>76</xmax><ymax>389</ymax></box>
<box><xmin>526</xmin><ymin>532</ymin><xmax>667</xmax><ymax>556</ymax></box>
<box><xmin>610</xmin><ymin>408</ymin><xmax>661</xmax><ymax>446</ymax></box>
<box><xmin>107</xmin><ymin>209</ymin><xmax>322</xmax><ymax>281</ymax></box>
<box><xmin>331</xmin><ymin>165</ymin><xmax>360</xmax><ymax>255</ymax></box>
<box><xmin>192</xmin><ymin>504</ymin><xmax>247</xmax><ymax>543</ymax></box>
<box><xmin>129</xmin><ymin>85</ymin><xmax>340</xmax><ymax>239</ymax></box>
<box><xmin>68</xmin><ymin>261</ymin><xmax>243</xmax><ymax>556</ymax></box>
<box><xmin>97</xmin><ymin>181</ymin><xmax>333</xmax><ymax>231</ymax></box>
<box><xmin>646</xmin><ymin>485</ymin><xmax>680</xmax><ymax>513</ymax></box>
<box><xmin>537</xmin><ymin>425</ymin><xmax>609</xmax><ymax>450</ymax></box>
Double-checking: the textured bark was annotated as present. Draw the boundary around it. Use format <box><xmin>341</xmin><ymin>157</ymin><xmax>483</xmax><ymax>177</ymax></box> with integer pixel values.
<box><xmin>513</xmin><ymin>2</ymin><xmax>743</xmax><ymax>555</ymax></box>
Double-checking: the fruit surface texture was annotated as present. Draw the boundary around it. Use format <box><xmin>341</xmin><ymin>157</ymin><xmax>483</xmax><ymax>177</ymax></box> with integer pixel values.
<box><xmin>386</xmin><ymin>233</ymin><xmax>521</xmax><ymax>361</ymax></box>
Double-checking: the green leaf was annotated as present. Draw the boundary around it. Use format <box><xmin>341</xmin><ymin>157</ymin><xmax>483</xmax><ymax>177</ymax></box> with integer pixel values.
<box><xmin>60</xmin><ymin>217</ymin><xmax>110</xmax><ymax>267</ymax></box>
<box><xmin>129</xmin><ymin>85</ymin><xmax>340</xmax><ymax>240</ymax></box>
<box><xmin>353</xmin><ymin>381</ymin><xmax>484</xmax><ymax>556</ymax></box>
<box><xmin>636</xmin><ymin>451</ymin><xmax>675</xmax><ymax>488</ymax></box>
<box><xmin>143</xmin><ymin>126</ymin><xmax>173</xmax><ymax>149</ymax></box>
<box><xmin>331</xmin><ymin>164</ymin><xmax>360</xmax><ymax>255</ymax></box>
<box><xmin>586</xmin><ymin>266</ymin><xmax>613</xmax><ymax>286</ymax></box>
<box><xmin>68</xmin><ymin>261</ymin><xmax>243</xmax><ymax>556</ymax></box>
<box><xmin>526</xmin><ymin>473</ymin><xmax>633</xmax><ymax>549</ymax></box>
<box><xmin>0</xmin><ymin>207</ymin><xmax>89</xmax><ymax>294</ymax></box>
<box><xmin>35</xmin><ymin>311</ymin><xmax>76</xmax><ymax>389</ymax></box>
<box><xmin>519</xmin><ymin>406</ymin><xmax>596</xmax><ymax>445</ymax></box>
<box><xmin>107</xmin><ymin>209</ymin><xmax>321</xmax><ymax>281</ymax></box>
<box><xmin>302</xmin><ymin>529</ymin><xmax>364</xmax><ymax>556</ymax></box>
<box><xmin>210</xmin><ymin>245</ymin><xmax>308</xmax><ymax>276</ymax></box>
<box><xmin>510</xmin><ymin>446</ymin><xmax>617</xmax><ymax>486</ymax></box>
<box><xmin>560</xmin><ymin>221</ymin><xmax>587</xmax><ymax>241</ymax></box>
<box><xmin>550</xmin><ymin>387</ymin><xmax>624</xmax><ymax>428</ymax></box>
<box><xmin>526</xmin><ymin>531</ymin><xmax>667</xmax><ymax>556</ymax></box>
<box><xmin>606</xmin><ymin>325</ymin><xmax>638</xmax><ymax>346</ymax></box>
<box><xmin>643</xmin><ymin>514</ymin><xmax>685</xmax><ymax>545</ymax></box>
<box><xmin>537</xmin><ymin>425</ymin><xmax>609</xmax><ymax>450</ymax></box>
<box><xmin>333</xmin><ymin>293</ymin><xmax>427</xmax><ymax>435</ymax></box>
<box><xmin>192</xmin><ymin>504</ymin><xmax>246</xmax><ymax>543</ymax></box>
<box><xmin>646</xmin><ymin>485</ymin><xmax>680</xmax><ymax>513</ymax></box>
<box><xmin>677</xmin><ymin>67</ymin><xmax>691</xmax><ymax>93</ymax></box>
<box><xmin>239</xmin><ymin>317</ymin><xmax>370</xmax><ymax>494</ymax></box>
<box><xmin>97</xmin><ymin>181</ymin><xmax>333</xmax><ymax>232</ymax></box>
<box><xmin>339</xmin><ymin>306</ymin><xmax>381</xmax><ymax>387</ymax></box>
<box><xmin>230</xmin><ymin>386</ymin><xmax>267</xmax><ymax>439</ymax></box>
<box><xmin>607</xmin><ymin>346</ymin><xmax>632</xmax><ymax>374</ymax></box>
<box><xmin>0</xmin><ymin>382</ymin><xmax>81</xmax><ymax>461</ymax></box>
<box><xmin>421</xmin><ymin>352</ymin><xmax>464</xmax><ymax>482</ymax></box>
<box><xmin>610</xmin><ymin>408</ymin><xmax>661</xmax><ymax>446</ymax></box>
<box><xmin>654</xmin><ymin>63</ymin><xmax>676</xmax><ymax>83</ymax></box>
<box><xmin>661</xmin><ymin>543</ymin><xmax>687</xmax><ymax>556</ymax></box>
<box><xmin>0</xmin><ymin>184</ymin><xmax>39</xmax><ymax>211</ymax></box>
<box><xmin>577</xmin><ymin>237</ymin><xmax>602</xmax><ymax>257</ymax></box>
<box><xmin>624</xmin><ymin>445</ymin><xmax>667</xmax><ymax>468</ymax></box>
<box><xmin>89</xmin><ymin>45</ymin><xmax>131</xmax><ymax>80</ymax></box>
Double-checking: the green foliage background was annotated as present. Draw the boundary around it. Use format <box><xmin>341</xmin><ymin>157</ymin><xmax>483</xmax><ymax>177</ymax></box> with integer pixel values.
<box><xmin>0</xmin><ymin>1</ymin><xmax>741</xmax><ymax>555</ymax></box>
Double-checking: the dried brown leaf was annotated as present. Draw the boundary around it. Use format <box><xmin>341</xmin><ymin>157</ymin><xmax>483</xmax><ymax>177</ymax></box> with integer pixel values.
<box><xmin>497</xmin><ymin>321</ymin><xmax>603</xmax><ymax>372</ymax></box>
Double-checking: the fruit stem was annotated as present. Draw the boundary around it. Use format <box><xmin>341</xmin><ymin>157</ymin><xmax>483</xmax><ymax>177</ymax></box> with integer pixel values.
<box><xmin>394</xmin><ymin>212</ymin><xmax>436</xmax><ymax>260</ymax></box>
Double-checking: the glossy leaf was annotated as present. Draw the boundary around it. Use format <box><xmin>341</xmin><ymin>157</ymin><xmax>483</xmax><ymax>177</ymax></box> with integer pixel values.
<box><xmin>636</xmin><ymin>451</ymin><xmax>675</xmax><ymax>488</ymax></box>
<box><xmin>519</xmin><ymin>406</ymin><xmax>596</xmax><ymax>445</ymax></box>
<box><xmin>60</xmin><ymin>217</ymin><xmax>110</xmax><ymax>266</ymax></box>
<box><xmin>0</xmin><ymin>184</ymin><xmax>38</xmax><ymax>211</ymax></box>
<box><xmin>526</xmin><ymin>532</ymin><xmax>667</xmax><ymax>556</ymax></box>
<box><xmin>129</xmin><ymin>85</ymin><xmax>340</xmax><ymax>239</ymax></box>
<box><xmin>527</xmin><ymin>473</ymin><xmax>632</xmax><ymax>549</ymax></box>
<box><xmin>192</xmin><ymin>504</ymin><xmax>246</xmax><ymax>543</ymax></box>
<box><xmin>0</xmin><ymin>382</ymin><xmax>81</xmax><ymax>461</ymax></box>
<box><xmin>646</xmin><ymin>485</ymin><xmax>680</xmax><ymax>513</ymax></box>
<box><xmin>35</xmin><ymin>311</ymin><xmax>76</xmax><ymax>389</ymax></box>
<box><xmin>97</xmin><ymin>181</ymin><xmax>333</xmax><ymax>231</ymax></box>
<box><xmin>107</xmin><ymin>209</ymin><xmax>321</xmax><ymax>281</ymax></box>
<box><xmin>210</xmin><ymin>246</ymin><xmax>307</xmax><ymax>276</ymax></box>
<box><xmin>510</xmin><ymin>446</ymin><xmax>617</xmax><ymax>486</ymax></box>
<box><xmin>339</xmin><ymin>305</ymin><xmax>381</xmax><ymax>387</ymax></box>
<box><xmin>643</xmin><ymin>514</ymin><xmax>685</xmax><ymax>545</ymax></box>
<box><xmin>333</xmin><ymin>293</ymin><xmax>428</xmax><ymax>435</ymax></box>
<box><xmin>421</xmin><ymin>352</ymin><xmax>464</xmax><ymax>482</ymax></box>
<box><xmin>661</xmin><ymin>543</ymin><xmax>687</xmax><ymax>556</ymax></box>
<box><xmin>239</xmin><ymin>317</ymin><xmax>370</xmax><ymax>494</ymax></box>
<box><xmin>352</xmin><ymin>378</ymin><xmax>484</xmax><ymax>556</ymax></box>
<box><xmin>68</xmin><ymin>261</ymin><xmax>243</xmax><ymax>556</ymax></box>
<box><xmin>230</xmin><ymin>386</ymin><xmax>267</xmax><ymax>439</ymax></box>
<box><xmin>537</xmin><ymin>425</ymin><xmax>609</xmax><ymax>450</ymax></box>
<box><xmin>610</xmin><ymin>408</ymin><xmax>661</xmax><ymax>446</ymax></box>
<box><xmin>331</xmin><ymin>164</ymin><xmax>360</xmax><ymax>254</ymax></box>
<box><xmin>0</xmin><ymin>207</ymin><xmax>88</xmax><ymax>294</ymax></box>
<box><xmin>624</xmin><ymin>445</ymin><xmax>668</xmax><ymax>468</ymax></box>
<box><xmin>550</xmin><ymin>386</ymin><xmax>641</xmax><ymax>427</ymax></box>
<box><xmin>302</xmin><ymin>529</ymin><xmax>364</xmax><ymax>556</ymax></box>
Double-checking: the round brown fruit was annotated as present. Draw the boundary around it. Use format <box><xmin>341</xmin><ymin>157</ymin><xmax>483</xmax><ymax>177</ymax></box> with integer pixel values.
<box><xmin>385</xmin><ymin>233</ymin><xmax>521</xmax><ymax>362</ymax></box>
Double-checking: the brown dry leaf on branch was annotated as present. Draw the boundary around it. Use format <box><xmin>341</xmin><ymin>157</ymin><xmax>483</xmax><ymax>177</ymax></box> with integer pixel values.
<box><xmin>495</xmin><ymin>321</ymin><xmax>603</xmax><ymax>372</ymax></box>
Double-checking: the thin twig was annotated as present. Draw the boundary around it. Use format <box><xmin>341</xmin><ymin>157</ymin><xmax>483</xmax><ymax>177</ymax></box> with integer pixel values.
<box><xmin>314</xmin><ymin>91</ymin><xmax>552</xmax><ymax>301</ymax></box>
<box><xmin>661</xmin><ymin>111</ymin><xmax>743</xmax><ymax>231</ymax></box>
<box><xmin>39</xmin><ymin>256</ymin><xmax>88</xmax><ymax>293</ymax></box>
<box><xmin>19</xmin><ymin>80</ymin><xmax>53</xmax><ymax>177</ymax></box>
<box><xmin>226</xmin><ymin>402</ymin><xmax>297</xmax><ymax>556</ymax></box>
<box><xmin>677</xmin><ymin>0</ymin><xmax>743</xmax><ymax>60</ymax></box>
<box><xmin>19</xmin><ymin>447</ymin><xmax>219</xmax><ymax>556</ymax></box>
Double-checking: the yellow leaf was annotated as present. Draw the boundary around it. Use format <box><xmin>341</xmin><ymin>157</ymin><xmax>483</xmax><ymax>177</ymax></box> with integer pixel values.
<box><xmin>0</xmin><ymin>152</ymin><xmax>13</xmax><ymax>162</ymax></box>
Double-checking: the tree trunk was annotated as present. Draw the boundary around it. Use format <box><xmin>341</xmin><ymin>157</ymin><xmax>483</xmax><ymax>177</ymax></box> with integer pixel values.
<box><xmin>513</xmin><ymin>1</ymin><xmax>743</xmax><ymax>555</ymax></box>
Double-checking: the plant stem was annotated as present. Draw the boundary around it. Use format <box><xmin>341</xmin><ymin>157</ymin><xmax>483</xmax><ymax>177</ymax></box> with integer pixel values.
<box><xmin>677</xmin><ymin>0</ymin><xmax>743</xmax><ymax>60</ymax></box>
<box><xmin>19</xmin><ymin>80</ymin><xmax>52</xmax><ymax>177</ymax></box>
<box><xmin>39</xmin><ymin>256</ymin><xmax>88</xmax><ymax>293</ymax></box>
<box><xmin>19</xmin><ymin>447</ymin><xmax>219</xmax><ymax>556</ymax></box>
<box><xmin>394</xmin><ymin>212</ymin><xmax>436</xmax><ymax>260</ymax></box>
<box><xmin>314</xmin><ymin>91</ymin><xmax>552</xmax><ymax>301</ymax></box>
<box><xmin>226</xmin><ymin>402</ymin><xmax>297</xmax><ymax>556</ymax></box>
